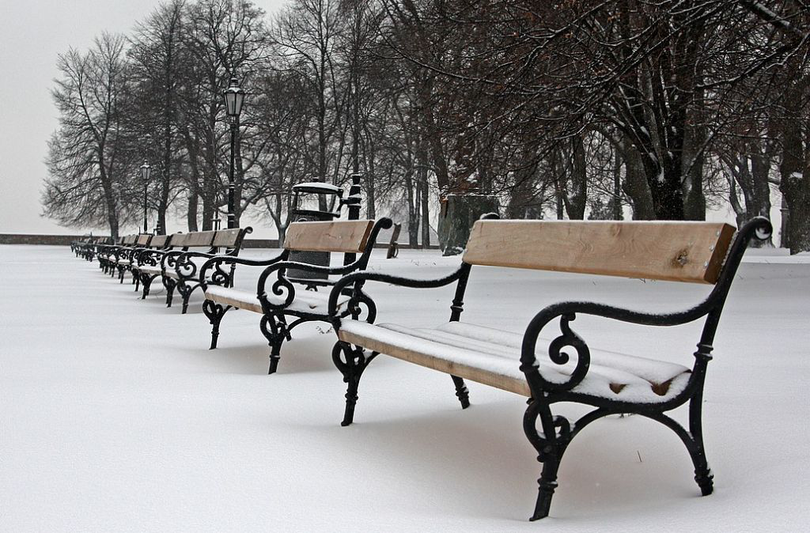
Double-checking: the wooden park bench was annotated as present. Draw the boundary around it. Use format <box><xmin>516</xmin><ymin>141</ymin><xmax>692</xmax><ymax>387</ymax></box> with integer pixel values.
<box><xmin>327</xmin><ymin>215</ymin><xmax>772</xmax><ymax>520</ymax></box>
<box><xmin>134</xmin><ymin>227</ymin><xmax>252</xmax><ymax>312</ymax></box>
<box><xmin>129</xmin><ymin>233</ymin><xmax>176</xmax><ymax>295</ymax></box>
<box><xmin>71</xmin><ymin>236</ymin><xmax>93</xmax><ymax>258</ymax></box>
<box><xmin>91</xmin><ymin>234</ymin><xmax>144</xmax><ymax>280</ymax></box>
<box><xmin>96</xmin><ymin>235</ymin><xmax>132</xmax><ymax>275</ymax></box>
<box><xmin>78</xmin><ymin>236</ymin><xmax>109</xmax><ymax>262</ymax></box>
<box><xmin>199</xmin><ymin>218</ymin><xmax>392</xmax><ymax>374</ymax></box>
<box><xmin>112</xmin><ymin>234</ymin><xmax>152</xmax><ymax>283</ymax></box>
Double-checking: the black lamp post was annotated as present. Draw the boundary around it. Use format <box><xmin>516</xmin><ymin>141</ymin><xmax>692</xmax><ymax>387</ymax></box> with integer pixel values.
<box><xmin>140</xmin><ymin>161</ymin><xmax>151</xmax><ymax>234</ymax></box>
<box><xmin>223</xmin><ymin>76</ymin><xmax>245</xmax><ymax>229</ymax></box>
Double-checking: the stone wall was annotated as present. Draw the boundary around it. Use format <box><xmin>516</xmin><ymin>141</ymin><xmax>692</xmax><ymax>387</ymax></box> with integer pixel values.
<box><xmin>0</xmin><ymin>234</ymin><xmax>97</xmax><ymax>246</ymax></box>
<box><xmin>0</xmin><ymin>234</ymin><xmax>438</xmax><ymax>250</ymax></box>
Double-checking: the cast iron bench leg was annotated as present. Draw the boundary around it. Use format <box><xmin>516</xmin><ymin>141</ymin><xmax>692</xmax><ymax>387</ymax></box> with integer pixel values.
<box><xmin>164</xmin><ymin>278</ymin><xmax>176</xmax><ymax>307</ymax></box>
<box><xmin>332</xmin><ymin>342</ymin><xmax>378</xmax><ymax>426</ymax></box>
<box><xmin>202</xmin><ymin>300</ymin><xmax>231</xmax><ymax>350</ymax></box>
<box><xmin>260</xmin><ymin>314</ymin><xmax>286</xmax><ymax>374</ymax></box>
<box><xmin>451</xmin><ymin>375</ymin><xmax>470</xmax><ymax>409</ymax></box>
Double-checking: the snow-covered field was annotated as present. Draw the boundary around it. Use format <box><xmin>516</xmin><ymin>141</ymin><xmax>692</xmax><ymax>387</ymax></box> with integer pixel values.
<box><xmin>1</xmin><ymin>244</ymin><xmax>808</xmax><ymax>532</ymax></box>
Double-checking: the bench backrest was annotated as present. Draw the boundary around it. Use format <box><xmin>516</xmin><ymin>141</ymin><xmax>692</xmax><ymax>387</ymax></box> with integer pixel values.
<box><xmin>463</xmin><ymin>220</ymin><xmax>736</xmax><ymax>284</ymax></box>
<box><xmin>136</xmin><ymin>234</ymin><xmax>152</xmax><ymax>247</ymax></box>
<box><xmin>167</xmin><ymin>228</ymin><xmax>247</xmax><ymax>250</ymax></box>
<box><xmin>284</xmin><ymin>220</ymin><xmax>374</xmax><ymax>253</ymax></box>
<box><xmin>182</xmin><ymin>230</ymin><xmax>216</xmax><ymax>247</ymax></box>
<box><xmin>149</xmin><ymin>234</ymin><xmax>171</xmax><ymax>248</ymax></box>
<box><xmin>212</xmin><ymin>228</ymin><xmax>244</xmax><ymax>248</ymax></box>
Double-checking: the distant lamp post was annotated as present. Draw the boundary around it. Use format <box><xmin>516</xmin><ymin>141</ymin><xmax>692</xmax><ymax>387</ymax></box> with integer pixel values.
<box><xmin>140</xmin><ymin>161</ymin><xmax>151</xmax><ymax>234</ymax></box>
<box><xmin>223</xmin><ymin>76</ymin><xmax>245</xmax><ymax>229</ymax></box>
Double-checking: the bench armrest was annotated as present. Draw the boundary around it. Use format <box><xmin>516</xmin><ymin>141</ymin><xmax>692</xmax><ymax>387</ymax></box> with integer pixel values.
<box><xmin>134</xmin><ymin>248</ymin><xmax>166</xmax><ymax>267</ymax></box>
<box><xmin>199</xmin><ymin>251</ymin><xmax>289</xmax><ymax>288</ymax></box>
<box><xmin>113</xmin><ymin>246</ymin><xmax>136</xmax><ymax>262</ymax></box>
<box><xmin>327</xmin><ymin>265</ymin><xmax>469</xmax><ymax>327</ymax></box>
<box><xmin>520</xmin><ymin>299</ymin><xmax>716</xmax><ymax>396</ymax></box>
<box><xmin>173</xmin><ymin>250</ymin><xmax>223</xmax><ymax>280</ymax></box>
<box><xmin>159</xmin><ymin>250</ymin><xmax>187</xmax><ymax>274</ymax></box>
<box><xmin>256</xmin><ymin>258</ymin><xmax>368</xmax><ymax>313</ymax></box>
<box><xmin>131</xmin><ymin>246</ymin><xmax>161</xmax><ymax>265</ymax></box>
<box><xmin>255</xmin><ymin>217</ymin><xmax>394</xmax><ymax>313</ymax></box>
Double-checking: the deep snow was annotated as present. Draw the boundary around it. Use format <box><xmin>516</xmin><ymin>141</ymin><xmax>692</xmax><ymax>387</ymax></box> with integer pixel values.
<box><xmin>1</xmin><ymin>244</ymin><xmax>808</xmax><ymax>532</ymax></box>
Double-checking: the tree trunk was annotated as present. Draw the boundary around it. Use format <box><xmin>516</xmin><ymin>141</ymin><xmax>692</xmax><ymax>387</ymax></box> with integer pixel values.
<box><xmin>420</xmin><ymin>164</ymin><xmax>431</xmax><ymax>247</ymax></box>
<box><xmin>622</xmin><ymin>145</ymin><xmax>656</xmax><ymax>220</ymax></box>
<box><xmin>404</xmin><ymin>168</ymin><xmax>419</xmax><ymax>247</ymax></box>
<box><xmin>187</xmin><ymin>188</ymin><xmax>199</xmax><ymax>232</ymax></box>
<box><xmin>564</xmin><ymin>135</ymin><xmax>587</xmax><ymax>220</ymax></box>
<box><xmin>779</xmin><ymin>94</ymin><xmax>810</xmax><ymax>254</ymax></box>
<box><xmin>363</xmin><ymin>131</ymin><xmax>376</xmax><ymax>219</ymax></box>
<box><xmin>612</xmin><ymin>150</ymin><xmax>623</xmax><ymax>220</ymax></box>
<box><xmin>438</xmin><ymin>194</ymin><xmax>498</xmax><ymax>255</ymax></box>
<box><xmin>682</xmin><ymin>94</ymin><xmax>706</xmax><ymax>220</ymax></box>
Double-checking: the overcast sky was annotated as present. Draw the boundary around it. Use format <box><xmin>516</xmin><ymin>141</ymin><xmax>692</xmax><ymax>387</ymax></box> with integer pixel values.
<box><xmin>0</xmin><ymin>0</ymin><xmax>286</xmax><ymax>235</ymax></box>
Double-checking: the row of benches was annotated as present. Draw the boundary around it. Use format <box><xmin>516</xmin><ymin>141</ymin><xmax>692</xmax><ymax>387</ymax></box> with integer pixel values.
<box><xmin>72</xmin><ymin>215</ymin><xmax>772</xmax><ymax>521</ymax></box>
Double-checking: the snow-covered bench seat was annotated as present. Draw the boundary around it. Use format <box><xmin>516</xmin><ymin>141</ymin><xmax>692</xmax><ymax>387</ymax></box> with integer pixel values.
<box><xmin>133</xmin><ymin>228</ymin><xmax>252</xmax><ymax>313</ymax></box>
<box><xmin>328</xmin><ymin>216</ymin><xmax>772</xmax><ymax>521</ymax></box>
<box><xmin>199</xmin><ymin>218</ymin><xmax>391</xmax><ymax>374</ymax></box>
<box><xmin>338</xmin><ymin>321</ymin><xmax>691</xmax><ymax>403</ymax></box>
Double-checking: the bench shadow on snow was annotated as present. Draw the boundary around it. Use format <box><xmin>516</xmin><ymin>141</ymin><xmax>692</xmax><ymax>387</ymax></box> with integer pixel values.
<box><xmin>174</xmin><ymin>326</ymin><xmax>339</xmax><ymax>375</ymax></box>
<box><xmin>299</xmin><ymin>393</ymin><xmax>707</xmax><ymax>522</ymax></box>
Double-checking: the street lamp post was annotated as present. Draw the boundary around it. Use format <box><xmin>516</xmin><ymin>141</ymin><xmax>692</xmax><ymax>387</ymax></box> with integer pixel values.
<box><xmin>140</xmin><ymin>161</ymin><xmax>151</xmax><ymax>234</ymax></box>
<box><xmin>223</xmin><ymin>76</ymin><xmax>245</xmax><ymax>229</ymax></box>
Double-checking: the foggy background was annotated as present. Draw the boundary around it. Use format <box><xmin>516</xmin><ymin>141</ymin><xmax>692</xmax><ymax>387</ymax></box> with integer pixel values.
<box><xmin>0</xmin><ymin>0</ymin><xmax>285</xmax><ymax>236</ymax></box>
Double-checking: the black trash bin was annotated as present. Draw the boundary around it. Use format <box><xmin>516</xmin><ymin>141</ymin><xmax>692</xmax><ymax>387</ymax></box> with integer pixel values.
<box><xmin>287</xmin><ymin>181</ymin><xmax>342</xmax><ymax>285</ymax></box>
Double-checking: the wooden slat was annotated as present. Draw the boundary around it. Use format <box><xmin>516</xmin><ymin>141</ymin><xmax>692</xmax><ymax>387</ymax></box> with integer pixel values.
<box><xmin>136</xmin><ymin>234</ymin><xmax>151</xmax><ymax>246</ymax></box>
<box><xmin>463</xmin><ymin>220</ymin><xmax>736</xmax><ymax>284</ymax></box>
<box><xmin>182</xmin><ymin>230</ymin><xmax>216</xmax><ymax>247</ymax></box>
<box><xmin>284</xmin><ymin>220</ymin><xmax>374</xmax><ymax>253</ymax></box>
<box><xmin>212</xmin><ymin>228</ymin><xmax>242</xmax><ymax>247</ymax></box>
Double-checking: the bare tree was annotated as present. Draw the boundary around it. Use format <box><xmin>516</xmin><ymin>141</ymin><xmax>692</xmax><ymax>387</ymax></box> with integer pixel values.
<box><xmin>43</xmin><ymin>33</ymin><xmax>136</xmax><ymax>238</ymax></box>
<box><xmin>129</xmin><ymin>0</ymin><xmax>188</xmax><ymax>234</ymax></box>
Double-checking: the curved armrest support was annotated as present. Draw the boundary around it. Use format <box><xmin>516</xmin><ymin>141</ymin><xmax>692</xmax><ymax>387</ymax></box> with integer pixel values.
<box><xmin>174</xmin><ymin>250</ymin><xmax>221</xmax><ymax>280</ymax></box>
<box><xmin>117</xmin><ymin>246</ymin><xmax>139</xmax><ymax>263</ymax></box>
<box><xmin>199</xmin><ymin>251</ymin><xmax>289</xmax><ymax>288</ymax></box>
<box><xmin>135</xmin><ymin>248</ymin><xmax>167</xmax><ymax>267</ymax></box>
<box><xmin>132</xmin><ymin>246</ymin><xmax>164</xmax><ymax>265</ymax></box>
<box><xmin>255</xmin><ymin>217</ymin><xmax>395</xmax><ymax>315</ymax></box>
<box><xmin>160</xmin><ymin>250</ymin><xmax>187</xmax><ymax>273</ymax></box>
<box><xmin>327</xmin><ymin>266</ymin><xmax>467</xmax><ymax>328</ymax></box>
<box><xmin>520</xmin><ymin>300</ymin><xmax>714</xmax><ymax>395</ymax></box>
<box><xmin>254</xmin><ymin>240</ymin><xmax>391</xmax><ymax>313</ymax></box>
<box><xmin>256</xmin><ymin>259</ymin><xmax>347</xmax><ymax>312</ymax></box>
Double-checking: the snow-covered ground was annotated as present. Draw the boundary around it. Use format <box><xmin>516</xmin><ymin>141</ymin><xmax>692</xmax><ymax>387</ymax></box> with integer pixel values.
<box><xmin>1</xmin><ymin>244</ymin><xmax>808</xmax><ymax>532</ymax></box>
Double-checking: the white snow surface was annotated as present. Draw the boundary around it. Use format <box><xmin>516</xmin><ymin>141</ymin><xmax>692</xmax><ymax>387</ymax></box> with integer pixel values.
<box><xmin>1</xmin><ymin>245</ymin><xmax>809</xmax><ymax>532</ymax></box>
